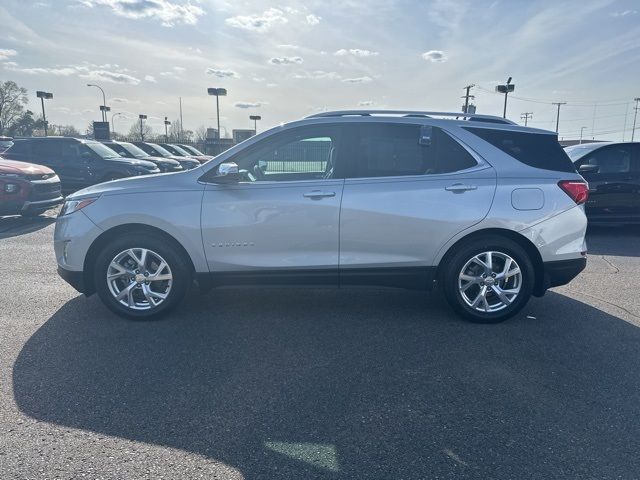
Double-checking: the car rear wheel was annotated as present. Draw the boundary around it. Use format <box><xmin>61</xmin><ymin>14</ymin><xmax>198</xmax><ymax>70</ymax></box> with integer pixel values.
<box><xmin>93</xmin><ymin>233</ymin><xmax>191</xmax><ymax>319</ymax></box>
<box><xmin>440</xmin><ymin>235</ymin><xmax>534</xmax><ymax>323</ymax></box>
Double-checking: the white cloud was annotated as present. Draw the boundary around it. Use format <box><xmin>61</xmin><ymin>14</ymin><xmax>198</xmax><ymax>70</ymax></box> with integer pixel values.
<box><xmin>266</xmin><ymin>83</ymin><xmax>278</xmax><ymax>88</ymax></box>
<box><xmin>269</xmin><ymin>56</ymin><xmax>303</xmax><ymax>65</ymax></box>
<box><xmin>205</xmin><ymin>67</ymin><xmax>238</xmax><ymax>78</ymax></box>
<box><xmin>78</xmin><ymin>0</ymin><xmax>205</xmax><ymax>27</ymax></box>
<box><xmin>335</xmin><ymin>48</ymin><xmax>379</xmax><ymax>57</ymax></box>
<box><xmin>293</xmin><ymin>70</ymin><xmax>341</xmax><ymax>80</ymax></box>
<box><xmin>277</xmin><ymin>44</ymin><xmax>300</xmax><ymax>50</ymax></box>
<box><xmin>80</xmin><ymin>69</ymin><xmax>141</xmax><ymax>84</ymax></box>
<box><xmin>3</xmin><ymin>62</ymin><xmax>77</xmax><ymax>76</ymax></box>
<box><xmin>234</xmin><ymin>101</ymin><xmax>263</xmax><ymax>109</ymax></box>
<box><xmin>306</xmin><ymin>14</ymin><xmax>321</xmax><ymax>25</ymax></box>
<box><xmin>342</xmin><ymin>76</ymin><xmax>373</xmax><ymax>84</ymax></box>
<box><xmin>225</xmin><ymin>8</ymin><xmax>287</xmax><ymax>32</ymax></box>
<box><xmin>611</xmin><ymin>9</ymin><xmax>637</xmax><ymax>17</ymax></box>
<box><xmin>252</xmin><ymin>76</ymin><xmax>265</xmax><ymax>82</ymax></box>
<box><xmin>0</xmin><ymin>49</ymin><xmax>17</xmax><ymax>60</ymax></box>
<box><xmin>144</xmin><ymin>74</ymin><xmax>157</xmax><ymax>82</ymax></box>
<box><xmin>111</xmin><ymin>97</ymin><xmax>140</xmax><ymax>104</ymax></box>
<box><xmin>421</xmin><ymin>50</ymin><xmax>447</xmax><ymax>62</ymax></box>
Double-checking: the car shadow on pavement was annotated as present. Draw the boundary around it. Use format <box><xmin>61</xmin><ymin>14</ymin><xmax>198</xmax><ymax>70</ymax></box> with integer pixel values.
<box><xmin>12</xmin><ymin>288</ymin><xmax>640</xmax><ymax>479</ymax></box>
<box><xmin>586</xmin><ymin>225</ymin><xmax>640</xmax><ymax>257</ymax></box>
<box><xmin>0</xmin><ymin>215</ymin><xmax>56</xmax><ymax>240</ymax></box>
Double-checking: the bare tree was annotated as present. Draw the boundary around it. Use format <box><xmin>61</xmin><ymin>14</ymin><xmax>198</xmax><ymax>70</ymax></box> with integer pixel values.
<box><xmin>128</xmin><ymin>121</ymin><xmax>153</xmax><ymax>141</ymax></box>
<box><xmin>0</xmin><ymin>80</ymin><xmax>28</xmax><ymax>134</ymax></box>
<box><xmin>194</xmin><ymin>125</ymin><xmax>208</xmax><ymax>143</ymax></box>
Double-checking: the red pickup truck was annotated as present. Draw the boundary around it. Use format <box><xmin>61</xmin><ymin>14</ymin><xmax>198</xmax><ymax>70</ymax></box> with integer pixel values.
<box><xmin>0</xmin><ymin>158</ymin><xmax>64</xmax><ymax>216</ymax></box>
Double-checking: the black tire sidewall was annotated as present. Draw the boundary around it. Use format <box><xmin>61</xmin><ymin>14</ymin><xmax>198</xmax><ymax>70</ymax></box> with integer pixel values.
<box><xmin>442</xmin><ymin>236</ymin><xmax>534</xmax><ymax>323</ymax></box>
<box><xmin>93</xmin><ymin>233</ymin><xmax>191</xmax><ymax>320</ymax></box>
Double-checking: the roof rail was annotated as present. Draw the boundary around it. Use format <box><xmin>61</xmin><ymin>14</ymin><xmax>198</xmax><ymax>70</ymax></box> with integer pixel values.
<box><xmin>306</xmin><ymin>110</ymin><xmax>517</xmax><ymax>125</ymax></box>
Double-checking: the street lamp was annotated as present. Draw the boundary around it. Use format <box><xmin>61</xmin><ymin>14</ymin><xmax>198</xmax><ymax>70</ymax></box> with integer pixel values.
<box><xmin>139</xmin><ymin>114</ymin><xmax>147</xmax><ymax>141</ymax></box>
<box><xmin>495</xmin><ymin>77</ymin><xmax>515</xmax><ymax>119</ymax></box>
<box><xmin>111</xmin><ymin>112</ymin><xmax>124</xmax><ymax>136</ymax></box>
<box><xmin>207</xmin><ymin>87</ymin><xmax>227</xmax><ymax>139</ymax></box>
<box><xmin>36</xmin><ymin>91</ymin><xmax>53</xmax><ymax>136</ymax></box>
<box><xmin>579</xmin><ymin>126</ymin><xmax>587</xmax><ymax>145</ymax></box>
<box><xmin>87</xmin><ymin>83</ymin><xmax>107</xmax><ymax>121</ymax></box>
<box><xmin>250</xmin><ymin>115</ymin><xmax>261</xmax><ymax>134</ymax></box>
<box><xmin>164</xmin><ymin>116</ymin><xmax>171</xmax><ymax>142</ymax></box>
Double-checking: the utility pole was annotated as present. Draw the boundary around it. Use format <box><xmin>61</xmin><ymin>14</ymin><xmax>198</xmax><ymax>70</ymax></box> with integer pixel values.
<box><xmin>552</xmin><ymin>102</ymin><xmax>567</xmax><ymax>134</ymax></box>
<box><xmin>461</xmin><ymin>84</ymin><xmax>475</xmax><ymax>114</ymax></box>
<box><xmin>520</xmin><ymin>112</ymin><xmax>533</xmax><ymax>126</ymax></box>
<box><xmin>632</xmin><ymin>97</ymin><xmax>640</xmax><ymax>142</ymax></box>
<box><xmin>580</xmin><ymin>126</ymin><xmax>587</xmax><ymax>144</ymax></box>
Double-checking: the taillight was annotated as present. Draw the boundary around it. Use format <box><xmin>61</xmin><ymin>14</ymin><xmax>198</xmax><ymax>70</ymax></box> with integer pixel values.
<box><xmin>558</xmin><ymin>180</ymin><xmax>589</xmax><ymax>204</ymax></box>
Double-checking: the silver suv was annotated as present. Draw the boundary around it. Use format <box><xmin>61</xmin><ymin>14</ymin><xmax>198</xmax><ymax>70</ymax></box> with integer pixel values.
<box><xmin>54</xmin><ymin>110</ymin><xmax>588</xmax><ymax>323</ymax></box>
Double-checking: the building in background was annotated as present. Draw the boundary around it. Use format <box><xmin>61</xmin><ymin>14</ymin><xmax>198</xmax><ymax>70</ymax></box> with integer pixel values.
<box><xmin>232</xmin><ymin>129</ymin><xmax>254</xmax><ymax>143</ymax></box>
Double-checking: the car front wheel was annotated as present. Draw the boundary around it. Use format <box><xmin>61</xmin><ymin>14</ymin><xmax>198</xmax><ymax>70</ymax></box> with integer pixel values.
<box><xmin>441</xmin><ymin>235</ymin><xmax>534</xmax><ymax>323</ymax></box>
<box><xmin>94</xmin><ymin>233</ymin><xmax>191</xmax><ymax>319</ymax></box>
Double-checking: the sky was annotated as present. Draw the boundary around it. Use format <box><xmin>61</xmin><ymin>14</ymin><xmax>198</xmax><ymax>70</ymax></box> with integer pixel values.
<box><xmin>1</xmin><ymin>0</ymin><xmax>639</xmax><ymax>140</ymax></box>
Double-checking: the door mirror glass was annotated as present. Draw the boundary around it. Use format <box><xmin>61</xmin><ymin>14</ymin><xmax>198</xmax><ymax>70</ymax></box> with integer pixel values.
<box><xmin>579</xmin><ymin>164</ymin><xmax>599</xmax><ymax>174</ymax></box>
<box><xmin>211</xmin><ymin>162</ymin><xmax>239</xmax><ymax>183</ymax></box>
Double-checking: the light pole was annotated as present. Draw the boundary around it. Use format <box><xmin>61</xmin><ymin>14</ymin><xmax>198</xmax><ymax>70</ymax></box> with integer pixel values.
<box><xmin>36</xmin><ymin>91</ymin><xmax>53</xmax><ymax>136</ymax></box>
<box><xmin>100</xmin><ymin>105</ymin><xmax>110</xmax><ymax>123</ymax></box>
<box><xmin>495</xmin><ymin>77</ymin><xmax>515</xmax><ymax>118</ymax></box>
<box><xmin>164</xmin><ymin>116</ymin><xmax>171</xmax><ymax>142</ymax></box>
<box><xmin>632</xmin><ymin>97</ymin><xmax>640</xmax><ymax>142</ymax></box>
<box><xmin>579</xmin><ymin>126</ymin><xmax>587</xmax><ymax>144</ymax></box>
<box><xmin>111</xmin><ymin>112</ymin><xmax>124</xmax><ymax>136</ymax></box>
<box><xmin>250</xmin><ymin>115</ymin><xmax>261</xmax><ymax>134</ymax></box>
<box><xmin>87</xmin><ymin>83</ymin><xmax>107</xmax><ymax>122</ymax></box>
<box><xmin>139</xmin><ymin>114</ymin><xmax>147</xmax><ymax>141</ymax></box>
<box><xmin>552</xmin><ymin>102</ymin><xmax>567</xmax><ymax>134</ymax></box>
<box><xmin>207</xmin><ymin>87</ymin><xmax>227</xmax><ymax>139</ymax></box>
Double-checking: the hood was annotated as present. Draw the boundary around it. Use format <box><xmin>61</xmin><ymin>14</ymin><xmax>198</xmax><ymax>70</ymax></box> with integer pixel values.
<box><xmin>67</xmin><ymin>166</ymin><xmax>202</xmax><ymax>200</ymax></box>
<box><xmin>141</xmin><ymin>155</ymin><xmax>181</xmax><ymax>166</ymax></box>
<box><xmin>0</xmin><ymin>158</ymin><xmax>56</xmax><ymax>176</ymax></box>
<box><xmin>103</xmin><ymin>156</ymin><xmax>158</xmax><ymax>169</ymax></box>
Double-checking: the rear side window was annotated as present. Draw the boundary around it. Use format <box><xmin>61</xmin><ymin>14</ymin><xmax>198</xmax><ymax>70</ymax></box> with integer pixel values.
<box><xmin>6</xmin><ymin>140</ymin><xmax>30</xmax><ymax>156</ymax></box>
<box><xmin>351</xmin><ymin>124</ymin><xmax>477</xmax><ymax>178</ymax></box>
<box><xmin>464</xmin><ymin>127</ymin><xmax>576</xmax><ymax>173</ymax></box>
<box><xmin>32</xmin><ymin>140</ymin><xmax>62</xmax><ymax>157</ymax></box>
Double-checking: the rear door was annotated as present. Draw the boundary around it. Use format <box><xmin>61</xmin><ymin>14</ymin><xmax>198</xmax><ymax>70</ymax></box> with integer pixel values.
<box><xmin>339</xmin><ymin>122</ymin><xmax>496</xmax><ymax>287</ymax></box>
<box><xmin>576</xmin><ymin>144</ymin><xmax>636</xmax><ymax>220</ymax></box>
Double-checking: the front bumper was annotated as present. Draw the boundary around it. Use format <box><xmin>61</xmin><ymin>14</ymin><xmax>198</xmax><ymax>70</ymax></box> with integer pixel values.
<box><xmin>57</xmin><ymin>266</ymin><xmax>87</xmax><ymax>293</ymax></box>
<box><xmin>22</xmin><ymin>195</ymin><xmax>64</xmax><ymax>212</ymax></box>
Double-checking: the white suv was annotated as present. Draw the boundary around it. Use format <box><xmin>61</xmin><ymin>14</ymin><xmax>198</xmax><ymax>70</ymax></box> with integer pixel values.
<box><xmin>54</xmin><ymin>110</ymin><xmax>588</xmax><ymax>323</ymax></box>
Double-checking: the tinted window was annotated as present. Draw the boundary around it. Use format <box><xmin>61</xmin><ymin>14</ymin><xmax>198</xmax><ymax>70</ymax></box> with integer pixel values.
<box><xmin>579</xmin><ymin>145</ymin><xmax>632</xmax><ymax>173</ymax></box>
<box><xmin>6</xmin><ymin>140</ymin><xmax>30</xmax><ymax>156</ymax></box>
<box><xmin>32</xmin><ymin>140</ymin><xmax>63</xmax><ymax>157</ymax></box>
<box><xmin>352</xmin><ymin>124</ymin><xmax>477</xmax><ymax>178</ymax></box>
<box><xmin>465</xmin><ymin>127</ymin><xmax>576</xmax><ymax>173</ymax></box>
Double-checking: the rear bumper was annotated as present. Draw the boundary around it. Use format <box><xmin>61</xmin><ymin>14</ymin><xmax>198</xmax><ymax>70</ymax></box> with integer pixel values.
<box><xmin>57</xmin><ymin>266</ymin><xmax>88</xmax><ymax>293</ymax></box>
<box><xmin>535</xmin><ymin>257</ymin><xmax>586</xmax><ymax>296</ymax></box>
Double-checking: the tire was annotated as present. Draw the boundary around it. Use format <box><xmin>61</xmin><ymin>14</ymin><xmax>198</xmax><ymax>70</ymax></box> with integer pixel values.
<box><xmin>440</xmin><ymin>235</ymin><xmax>534</xmax><ymax>323</ymax></box>
<box><xmin>93</xmin><ymin>232</ymin><xmax>191</xmax><ymax>320</ymax></box>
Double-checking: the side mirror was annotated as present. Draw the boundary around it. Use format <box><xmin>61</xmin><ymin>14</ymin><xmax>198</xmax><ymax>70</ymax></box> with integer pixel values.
<box><xmin>579</xmin><ymin>164</ymin><xmax>599</xmax><ymax>174</ymax></box>
<box><xmin>211</xmin><ymin>162</ymin><xmax>239</xmax><ymax>183</ymax></box>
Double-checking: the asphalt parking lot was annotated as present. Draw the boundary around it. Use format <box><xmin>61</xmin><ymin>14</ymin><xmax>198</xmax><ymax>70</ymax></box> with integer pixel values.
<box><xmin>1</xmin><ymin>212</ymin><xmax>639</xmax><ymax>480</ymax></box>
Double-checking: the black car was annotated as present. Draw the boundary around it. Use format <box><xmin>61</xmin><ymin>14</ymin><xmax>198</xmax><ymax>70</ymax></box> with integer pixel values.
<box><xmin>566</xmin><ymin>141</ymin><xmax>640</xmax><ymax>224</ymax></box>
<box><xmin>132</xmin><ymin>142</ymin><xmax>200</xmax><ymax>170</ymax></box>
<box><xmin>3</xmin><ymin>137</ymin><xmax>159</xmax><ymax>192</ymax></box>
<box><xmin>101</xmin><ymin>140</ymin><xmax>183</xmax><ymax>173</ymax></box>
<box><xmin>177</xmin><ymin>144</ymin><xmax>208</xmax><ymax>157</ymax></box>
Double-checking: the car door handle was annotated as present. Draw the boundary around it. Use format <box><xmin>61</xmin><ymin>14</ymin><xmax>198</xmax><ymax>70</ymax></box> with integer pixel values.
<box><xmin>445</xmin><ymin>183</ymin><xmax>477</xmax><ymax>192</ymax></box>
<box><xmin>303</xmin><ymin>190</ymin><xmax>336</xmax><ymax>199</ymax></box>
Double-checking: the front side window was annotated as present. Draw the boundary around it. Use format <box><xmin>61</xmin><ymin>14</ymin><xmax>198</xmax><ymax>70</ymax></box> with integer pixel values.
<box><xmin>580</xmin><ymin>146</ymin><xmax>632</xmax><ymax>173</ymax></box>
<box><xmin>230</xmin><ymin>127</ymin><xmax>339</xmax><ymax>182</ymax></box>
<box><xmin>85</xmin><ymin>142</ymin><xmax>121</xmax><ymax>159</ymax></box>
<box><xmin>351</xmin><ymin>124</ymin><xmax>477</xmax><ymax>178</ymax></box>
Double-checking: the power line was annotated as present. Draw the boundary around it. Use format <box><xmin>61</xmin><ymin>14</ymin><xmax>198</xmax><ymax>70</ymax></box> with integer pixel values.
<box><xmin>475</xmin><ymin>86</ymin><xmax>631</xmax><ymax>107</ymax></box>
<box><xmin>520</xmin><ymin>112</ymin><xmax>533</xmax><ymax>126</ymax></box>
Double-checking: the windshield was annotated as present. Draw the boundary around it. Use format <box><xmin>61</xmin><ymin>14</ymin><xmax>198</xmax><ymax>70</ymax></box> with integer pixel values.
<box><xmin>183</xmin><ymin>145</ymin><xmax>205</xmax><ymax>155</ymax></box>
<box><xmin>565</xmin><ymin>143</ymin><xmax>607</xmax><ymax>161</ymax></box>
<box><xmin>119</xmin><ymin>142</ymin><xmax>150</xmax><ymax>158</ymax></box>
<box><xmin>169</xmin><ymin>144</ymin><xmax>192</xmax><ymax>156</ymax></box>
<box><xmin>147</xmin><ymin>143</ymin><xmax>173</xmax><ymax>157</ymax></box>
<box><xmin>86</xmin><ymin>142</ymin><xmax>122</xmax><ymax>159</ymax></box>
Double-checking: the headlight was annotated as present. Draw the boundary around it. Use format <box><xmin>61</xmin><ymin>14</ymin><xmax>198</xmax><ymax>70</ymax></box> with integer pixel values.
<box><xmin>4</xmin><ymin>183</ymin><xmax>20</xmax><ymax>193</ymax></box>
<box><xmin>59</xmin><ymin>197</ymin><xmax>98</xmax><ymax>217</ymax></box>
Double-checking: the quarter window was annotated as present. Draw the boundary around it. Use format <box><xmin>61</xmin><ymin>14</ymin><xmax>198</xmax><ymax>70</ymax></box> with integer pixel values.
<box><xmin>351</xmin><ymin>124</ymin><xmax>477</xmax><ymax>178</ymax></box>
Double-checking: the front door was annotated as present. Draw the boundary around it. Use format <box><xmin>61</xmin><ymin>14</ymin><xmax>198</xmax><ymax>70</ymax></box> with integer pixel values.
<box><xmin>577</xmin><ymin>144</ymin><xmax>638</xmax><ymax>221</ymax></box>
<box><xmin>200</xmin><ymin>125</ymin><xmax>345</xmax><ymax>284</ymax></box>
